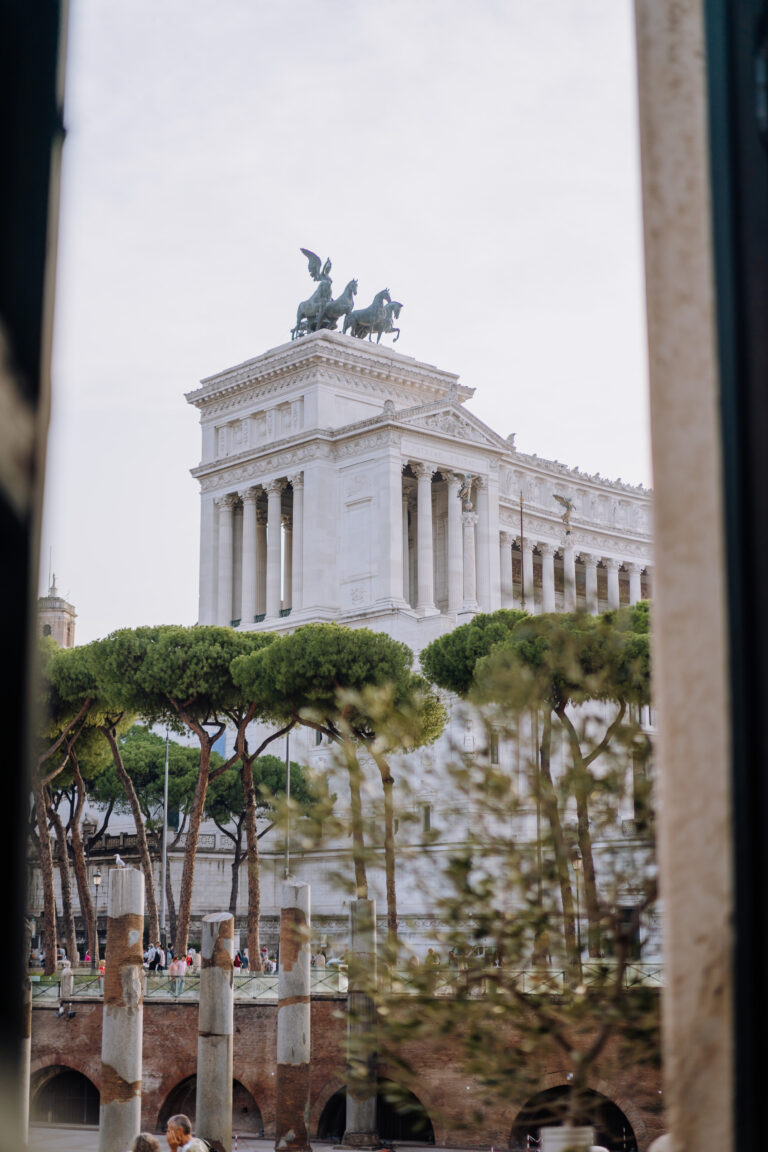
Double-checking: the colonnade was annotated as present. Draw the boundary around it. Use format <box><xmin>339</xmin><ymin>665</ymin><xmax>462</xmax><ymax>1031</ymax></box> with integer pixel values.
<box><xmin>499</xmin><ymin>534</ymin><xmax>649</xmax><ymax>614</ymax></box>
<box><xmin>215</xmin><ymin>473</ymin><xmax>303</xmax><ymax>626</ymax></box>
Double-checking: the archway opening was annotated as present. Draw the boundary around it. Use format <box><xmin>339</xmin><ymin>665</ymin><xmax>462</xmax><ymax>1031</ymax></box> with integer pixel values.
<box><xmin>510</xmin><ymin>1086</ymin><xmax>637</xmax><ymax>1152</ymax></box>
<box><xmin>31</xmin><ymin>1066</ymin><xmax>99</xmax><ymax>1126</ymax></box>
<box><xmin>157</xmin><ymin>1075</ymin><xmax>263</xmax><ymax>1135</ymax></box>
<box><xmin>317</xmin><ymin>1081</ymin><xmax>435</xmax><ymax>1143</ymax></box>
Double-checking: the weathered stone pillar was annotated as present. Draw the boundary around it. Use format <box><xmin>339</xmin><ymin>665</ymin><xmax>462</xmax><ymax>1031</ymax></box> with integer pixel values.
<box><xmin>266</xmin><ymin>480</ymin><xmax>284</xmax><ymax>619</ymax></box>
<box><xmin>540</xmin><ymin>543</ymin><xmax>556</xmax><ymax>612</ymax></box>
<box><xmin>240</xmin><ymin>488</ymin><xmax>259</xmax><ymax>625</ymax></box>
<box><xmin>98</xmin><ymin>866</ymin><xmax>144</xmax><ymax>1152</ymax></box>
<box><xmin>605</xmin><ymin>556</ymin><xmax>621</xmax><ymax>609</ymax></box>
<box><xmin>627</xmin><ymin>561</ymin><xmax>643</xmax><ymax>605</ymax></box>
<box><xmin>582</xmin><ymin>554</ymin><xmax>599</xmax><ymax>614</ymax></box>
<box><xmin>343</xmin><ymin>899</ymin><xmax>378</xmax><ymax>1147</ymax></box>
<box><xmin>216</xmin><ymin>495</ymin><xmax>236</xmax><ymax>626</ymax></box>
<box><xmin>500</xmin><ymin>531</ymin><xmax>514</xmax><ymax>607</ymax></box>
<box><xmin>196</xmin><ymin>912</ymin><xmax>234</xmax><ymax>1152</ymax></box>
<box><xmin>289</xmin><ymin>473</ymin><xmax>304</xmax><ymax>612</ymax></box>
<box><xmin>462</xmin><ymin>509</ymin><xmax>479</xmax><ymax>611</ymax></box>
<box><xmin>446</xmin><ymin>474</ymin><xmax>463</xmax><ymax>613</ymax></box>
<box><xmin>275</xmin><ymin>880</ymin><xmax>312</xmax><ymax>1152</ymax></box>
<box><xmin>520</xmin><ymin>537</ymin><xmax>535</xmax><ymax>612</ymax></box>
<box><xmin>562</xmin><ymin>538</ymin><xmax>577</xmax><ymax>611</ymax></box>
<box><xmin>414</xmin><ymin>464</ymin><xmax>436</xmax><ymax>613</ymax></box>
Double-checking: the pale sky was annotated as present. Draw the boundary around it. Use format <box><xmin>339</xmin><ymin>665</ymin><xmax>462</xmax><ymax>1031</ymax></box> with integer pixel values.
<box><xmin>42</xmin><ymin>0</ymin><xmax>650</xmax><ymax>644</ymax></box>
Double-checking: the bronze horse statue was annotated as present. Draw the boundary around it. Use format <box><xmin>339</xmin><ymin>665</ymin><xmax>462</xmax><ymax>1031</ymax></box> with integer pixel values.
<box><xmin>292</xmin><ymin>279</ymin><xmax>332</xmax><ymax>339</ymax></box>
<box><xmin>318</xmin><ymin>278</ymin><xmax>358</xmax><ymax>331</ymax></box>
<box><xmin>343</xmin><ymin>289</ymin><xmax>392</xmax><ymax>341</ymax></box>
<box><xmin>372</xmin><ymin>300</ymin><xmax>403</xmax><ymax>344</ymax></box>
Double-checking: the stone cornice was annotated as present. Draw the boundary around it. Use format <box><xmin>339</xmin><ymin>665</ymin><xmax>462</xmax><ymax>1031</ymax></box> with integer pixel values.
<box><xmin>186</xmin><ymin>330</ymin><xmax>474</xmax><ymax>413</ymax></box>
<box><xmin>510</xmin><ymin>450</ymin><xmax>651</xmax><ymax>496</ymax></box>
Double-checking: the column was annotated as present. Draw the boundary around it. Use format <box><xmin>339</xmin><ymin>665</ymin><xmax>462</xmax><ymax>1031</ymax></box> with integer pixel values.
<box><xmin>605</xmin><ymin>557</ymin><xmax>621</xmax><ymax>609</ymax></box>
<box><xmin>414</xmin><ymin>463</ymin><xmax>436</xmax><ymax>613</ymax></box>
<box><xmin>627</xmin><ymin>561</ymin><xmax>643</xmax><ymax>605</ymax></box>
<box><xmin>402</xmin><ymin>491</ymin><xmax>411</xmax><ymax>606</ymax></box>
<box><xmin>500</xmin><ymin>532</ymin><xmax>514</xmax><ymax>608</ymax></box>
<box><xmin>240</xmin><ymin>488</ymin><xmax>259</xmax><ymax>624</ymax></box>
<box><xmin>475</xmin><ymin>477</ymin><xmax>491</xmax><ymax>610</ymax></box>
<box><xmin>198</xmin><ymin>493</ymin><xmax>217</xmax><ymax>625</ymax></box>
<box><xmin>282</xmin><ymin>515</ymin><xmax>293</xmax><ymax>611</ymax></box>
<box><xmin>98</xmin><ymin>867</ymin><xmax>144</xmax><ymax>1152</ymax></box>
<box><xmin>216</xmin><ymin>495</ymin><xmax>235</xmax><ymax>626</ymax></box>
<box><xmin>196</xmin><ymin>913</ymin><xmax>234</xmax><ymax>1152</ymax></box>
<box><xmin>289</xmin><ymin>473</ymin><xmax>304</xmax><ymax>612</ymax></box>
<box><xmin>275</xmin><ymin>880</ymin><xmax>312</xmax><ymax>1152</ymax></box>
<box><xmin>256</xmin><ymin>507</ymin><xmax>267</xmax><ymax>616</ymax></box>
<box><xmin>342</xmin><ymin>899</ymin><xmax>378</xmax><ymax>1147</ymax></box>
<box><xmin>582</xmin><ymin>554</ymin><xmax>599</xmax><ymax>615</ymax></box>
<box><xmin>520</xmin><ymin>538</ymin><xmax>535</xmax><ymax>612</ymax></box>
<box><xmin>266</xmin><ymin>480</ymin><xmax>283</xmax><ymax>620</ymax></box>
<box><xmin>540</xmin><ymin>543</ymin><xmax>556</xmax><ymax>613</ymax></box>
<box><xmin>462</xmin><ymin>509</ymin><xmax>479</xmax><ymax>611</ymax></box>
<box><xmin>446</xmin><ymin>474</ymin><xmax>463</xmax><ymax>614</ymax></box>
<box><xmin>562</xmin><ymin>537</ymin><xmax>577</xmax><ymax>611</ymax></box>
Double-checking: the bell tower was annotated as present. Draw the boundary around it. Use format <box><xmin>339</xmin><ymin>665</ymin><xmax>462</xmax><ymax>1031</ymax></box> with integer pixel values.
<box><xmin>38</xmin><ymin>575</ymin><xmax>76</xmax><ymax>648</ymax></box>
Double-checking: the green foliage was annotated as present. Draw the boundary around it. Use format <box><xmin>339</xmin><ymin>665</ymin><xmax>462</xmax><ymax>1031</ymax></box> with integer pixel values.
<box><xmin>420</xmin><ymin>609</ymin><xmax>528</xmax><ymax>697</ymax></box>
<box><xmin>204</xmin><ymin>754</ymin><xmax>318</xmax><ymax>825</ymax></box>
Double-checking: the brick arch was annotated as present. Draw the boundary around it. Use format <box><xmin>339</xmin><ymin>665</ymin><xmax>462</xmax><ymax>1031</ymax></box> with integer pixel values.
<box><xmin>311</xmin><ymin>1070</ymin><xmax>347</xmax><ymax>1126</ymax></box>
<box><xmin>509</xmin><ymin>1076</ymin><xmax>644</xmax><ymax>1148</ymax></box>
<box><xmin>155</xmin><ymin>1070</ymin><xmax>268</xmax><ymax>1135</ymax></box>
<box><xmin>30</xmin><ymin>1055</ymin><xmax>100</xmax><ymax>1091</ymax></box>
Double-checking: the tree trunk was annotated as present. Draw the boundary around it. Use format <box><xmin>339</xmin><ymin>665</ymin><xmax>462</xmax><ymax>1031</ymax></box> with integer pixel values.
<box><xmin>100</xmin><ymin>722</ymin><xmax>160</xmax><ymax>944</ymax></box>
<box><xmin>538</xmin><ymin>710</ymin><xmax>577</xmax><ymax>965</ymax></box>
<box><xmin>229</xmin><ymin>830</ymin><xmax>242</xmax><ymax>917</ymax></box>
<box><xmin>165</xmin><ymin>863</ymin><xmax>177</xmax><ymax>948</ymax></box>
<box><xmin>174</xmin><ymin>734</ymin><xmax>214</xmax><ymax>956</ymax></box>
<box><xmin>241</xmin><ymin>761</ymin><xmax>262</xmax><ymax>972</ymax></box>
<box><xmin>372</xmin><ymin>751</ymin><xmax>397</xmax><ymax>950</ymax></box>
<box><xmin>48</xmin><ymin>804</ymin><xmax>79</xmax><ymax>964</ymax></box>
<box><xmin>32</xmin><ymin>779</ymin><xmax>58</xmax><ymax>975</ymax></box>
<box><xmin>71</xmin><ymin>758</ymin><xmax>99</xmax><ymax>965</ymax></box>
<box><xmin>346</xmin><ymin>746</ymin><xmax>369</xmax><ymax>900</ymax></box>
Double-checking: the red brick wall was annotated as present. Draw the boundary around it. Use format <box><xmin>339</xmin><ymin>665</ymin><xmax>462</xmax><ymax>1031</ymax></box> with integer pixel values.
<box><xmin>30</xmin><ymin>998</ymin><xmax>664</xmax><ymax>1149</ymax></box>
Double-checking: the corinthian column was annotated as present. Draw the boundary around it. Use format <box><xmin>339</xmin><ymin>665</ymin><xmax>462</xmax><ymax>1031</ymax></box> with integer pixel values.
<box><xmin>216</xmin><ymin>495</ymin><xmax>236</xmax><ymax>626</ymax></box>
<box><xmin>500</xmin><ymin>532</ymin><xmax>513</xmax><ymax>607</ymax></box>
<box><xmin>475</xmin><ymin>477</ymin><xmax>491</xmax><ymax>610</ymax></box>
<box><xmin>447</xmin><ymin>474</ymin><xmax>463</xmax><ymax>614</ymax></box>
<box><xmin>520</xmin><ymin>537</ymin><xmax>535</xmax><ymax>612</ymax></box>
<box><xmin>462</xmin><ymin>509</ymin><xmax>479</xmax><ymax>611</ymax></box>
<box><xmin>402</xmin><ymin>491</ymin><xmax>411</xmax><ymax>605</ymax></box>
<box><xmin>289</xmin><ymin>473</ymin><xmax>304</xmax><ymax>612</ymax></box>
<box><xmin>562</xmin><ymin>536</ymin><xmax>577</xmax><ymax>611</ymax></box>
<box><xmin>605</xmin><ymin>557</ymin><xmax>621</xmax><ymax>609</ymax></box>
<box><xmin>266</xmin><ymin>480</ymin><xmax>283</xmax><ymax>619</ymax></box>
<box><xmin>540</xmin><ymin>543</ymin><xmax>555</xmax><ymax>613</ymax></box>
<box><xmin>282</xmin><ymin>515</ymin><xmax>293</xmax><ymax>612</ymax></box>
<box><xmin>240</xmin><ymin>488</ymin><xmax>259</xmax><ymax>625</ymax></box>
<box><xmin>582</xmin><ymin>554</ymin><xmax>599</xmax><ymax>614</ymax></box>
<box><xmin>414</xmin><ymin>464</ymin><xmax>436</xmax><ymax>613</ymax></box>
<box><xmin>627</xmin><ymin>561</ymin><xmax>643</xmax><ymax>605</ymax></box>
<box><xmin>256</xmin><ymin>507</ymin><xmax>267</xmax><ymax>617</ymax></box>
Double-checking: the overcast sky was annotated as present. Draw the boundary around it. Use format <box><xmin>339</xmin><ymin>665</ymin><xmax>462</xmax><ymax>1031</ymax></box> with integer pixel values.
<box><xmin>41</xmin><ymin>0</ymin><xmax>650</xmax><ymax>644</ymax></box>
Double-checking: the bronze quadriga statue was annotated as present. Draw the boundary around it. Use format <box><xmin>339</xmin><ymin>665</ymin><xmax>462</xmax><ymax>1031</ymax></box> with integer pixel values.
<box><xmin>291</xmin><ymin>247</ymin><xmax>403</xmax><ymax>344</ymax></box>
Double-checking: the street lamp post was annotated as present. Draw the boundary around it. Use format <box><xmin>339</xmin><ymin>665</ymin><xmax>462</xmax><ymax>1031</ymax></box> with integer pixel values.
<box><xmin>572</xmin><ymin>855</ymin><xmax>583</xmax><ymax>982</ymax></box>
<box><xmin>92</xmin><ymin>868</ymin><xmax>102</xmax><ymax>971</ymax></box>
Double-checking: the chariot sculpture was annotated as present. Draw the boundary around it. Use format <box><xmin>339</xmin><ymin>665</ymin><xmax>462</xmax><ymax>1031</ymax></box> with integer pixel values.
<box><xmin>291</xmin><ymin>247</ymin><xmax>403</xmax><ymax>344</ymax></box>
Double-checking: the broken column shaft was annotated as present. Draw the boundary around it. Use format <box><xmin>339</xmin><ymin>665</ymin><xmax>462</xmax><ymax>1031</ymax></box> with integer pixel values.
<box><xmin>98</xmin><ymin>867</ymin><xmax>145</xmax><ymax>1152</ymax></box>
<box><xmin>196</xmin><ymin>912</ymin><xmax>235</xmax><ymax>1152</ymax></box>
<box><xmin>275</xmin><ymin>880</ymin><xmax>312</xmax><ymax>1152</ymax></box>
<box><xmin>343</xmin><ymin>898</ymin><xmax>378</xmax><ymax>1147</ymax></box>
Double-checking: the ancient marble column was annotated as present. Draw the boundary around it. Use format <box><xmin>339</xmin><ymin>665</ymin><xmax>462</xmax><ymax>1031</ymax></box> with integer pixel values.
<box><xmin>282</xmin><ymin>515</ymin><xmax>293</xmax><ymax>612</ymax></box>
<box><xmin>343</xmin><ymin>899</ymin><xmax>378</xmax><ymax>1147</ymax></box>
<box><xmin>562</xmin><ymin>537</ymin><xmax>577</xmax><ymax>611</ymax></box>
<box><xmin>540</xmin><ymin>543</ymin><xmax>556</xmax><ymax>613</ymax></box>
<box><xmin>275</xmin><ymin>880</ymin><xmax>312</xmax><ymax>1152</ymax></box>
<box><xmin>414</xmin><ymin>464</ymin><xmax>436</xmax><ymax>613</ymax></box>
<box><xmin>500</xmin><ymin>531</ymin><xmax>514</xmax><ymax>608</ymax></box>
<box><xmin>605</xmin><ymin>557</ymin><xmax>621</xmax><ymax>609</ymax></box>
<box><xmin>446</xmin><ymin>474</ymin><xmax>463</xmax><ymax>614</ymax></box>
<box><xmin>289</xmin><ymin>473</ymin><xmax>304</xmax><ymax>612</ymax></box>
<box><xmin>266</xmin><ymin>480</ymin><xmax>284</xmax><ymax>619</ymax></box>
<box><xmin>475</xmin><ymin>477</ymin><xmax>491</xmax><ymax>610</ymax></box>
<box><xmin>216</xmin><ymin>495</ymin><xmax>235</xmax><ymax>626</ymax></box>
<box><xmin>256</xmin><ymin>507</ymin><xmax>267</xmax><ymax>616</ymax></box>
<box><xmin>582</xmin><ymin>554</ymin><xmax>599</xmax><ymax>615</ymax></box>
<box><xmin>98</xmin><ymin>866</ymin><xmax>144</xmax><ymax>1152</ymax></box>
<box><xmin>240</xmin><ymin>488</ymin><xmax>259</xmax><ymax>625</ymax></box>
<box><xmin>462</xmin><ymin>509</ymin><xmax>479</xmax><ymax>611</ymax></box>
<box><xmin>196</xmin><ymin>912</ymin><xmax>234</xmax><ymax>1152</ymax></box>
<box><xmin>627</xmin><ymin>561</ymin><xmax>643</xmax><ymax>605</ymax></box>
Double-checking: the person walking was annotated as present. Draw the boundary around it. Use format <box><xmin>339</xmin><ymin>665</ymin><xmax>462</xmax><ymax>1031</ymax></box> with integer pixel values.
<box><xmin>165</xmin><ymin>1112</ymin><xmax>208</xmax><ymax>1151</ymax></box>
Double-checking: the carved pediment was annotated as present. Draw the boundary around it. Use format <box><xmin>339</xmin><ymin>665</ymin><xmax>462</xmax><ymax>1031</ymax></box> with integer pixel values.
<box><xmin>400</xmin><ymin>406</ymin><xmax>505</xmax><ymax>451</ymax></box>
